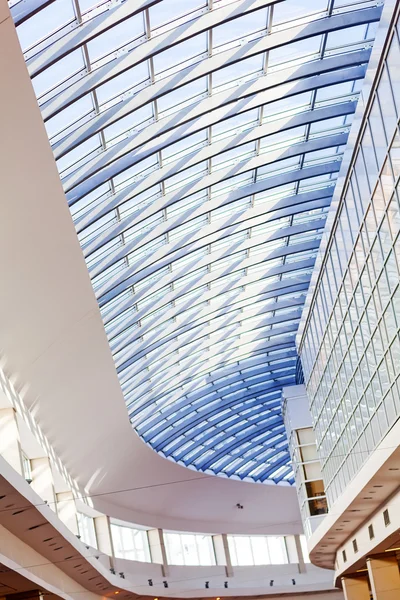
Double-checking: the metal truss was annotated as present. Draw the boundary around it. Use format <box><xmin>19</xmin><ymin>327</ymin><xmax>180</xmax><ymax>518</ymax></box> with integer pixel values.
<box><xmin>13</xmin><ymin>0</ymin><xmax>382</xmax><ymax>482</ymax></box>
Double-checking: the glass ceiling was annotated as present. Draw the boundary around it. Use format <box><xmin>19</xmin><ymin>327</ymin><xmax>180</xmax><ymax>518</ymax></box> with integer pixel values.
<box><xmin>11</xmin><ymin>0</ymin><xmax>381</xmax><ymax>483</ymax></box>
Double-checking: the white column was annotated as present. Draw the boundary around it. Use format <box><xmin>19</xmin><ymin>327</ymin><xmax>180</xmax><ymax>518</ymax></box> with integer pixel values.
<box><xmin>0</xmin><ymin>407</ymin><xmax>23</xmax><ymax>475</ymax></box>
<box><xmin>30</xmin><ymin>457</ymin><xmax>55</xmax><ymax>509</ymax></box>
<box><xmin>94</xmin><ymin>515</ymin><xmax>113</xmax><ymax>570</ymax></box>
<box><xmin>212</xmin><ymin>534</ymin><xmax>226</xmax><ymax>566</ymax></box>
<box><xmin>148</xmin><ymin>528</ymin><xmax>169</xmax><ymax>576</ymax></box>
<box><xmin>367</xmin><ymin>556</ymin><xmax>400</xmax><ymax>600</ymax></box>
<box><xmin>56</xmin><ymin>491</ymin><xmax>78</xmax><ymax>534</ymax></box>
<box><xmin>293</xmin><ymin>535</ymin><xmax>306</xmax><ymax>573</ymax></box>
<box><xmin>342</xmin><ymin>576</ymin><xmax>370</xmax><ymax>600</ymax></box>
<box><xmin>94</xmin><ymin>515</ymin><xmax>113</xmax><ymax>556</ymax></box>
<box><xmin>221</xmin><ymin>533</ymin><xmax>234</xmax><ymax>577</ymax></box>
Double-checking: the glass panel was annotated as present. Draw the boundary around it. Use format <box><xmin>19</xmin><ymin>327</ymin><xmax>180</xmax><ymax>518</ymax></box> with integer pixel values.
<box><xmin>111</xmin><ymin>523</ymin><xmax>151</xmax><ymax>562</ymax></box>
<box><xmin>77</xmin><ymin>513</ymin><xmax>97</xmax><ymax>548</ymax></box>
<box><xmin>164</xmin><ymin>532</ymin><xmax>216</xmax><ymax>566</ymax></box>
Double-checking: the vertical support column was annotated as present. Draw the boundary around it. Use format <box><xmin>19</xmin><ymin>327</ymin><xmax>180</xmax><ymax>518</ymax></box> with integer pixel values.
<box><xmin>148</xmin><ymin>528</ymin><xmax>169</xmax><ymax>577</ymax></box>
<box><xmin>212</xmin><ymin>534</ymin><xmax>226</xmax><ymax>566</ymax></box>
<box><xmin>221</xmin><ymin>533</ymin><xmax>234</xmax><ymax>577</ymax></box>
<box><xmin>293</xmin><ymin>535</ymin><xmax>306</xmax><ymax>573</ymax></box>
<box><xmin>30</xmin><ymin>456</ymin><xmax>55</xmax><ymax>509</ymax></box>
<box><xmin>56</xmin><ymin>491</ymin><xmax>78</xmax><ymax>534</ymax></box>
<box><xmin>0</xmin><ymin>407</ymin><xmax>23</xmax><ymax>475</ymax></box>
<box><xmin>367</xmin><ymin>556</ymin><xmax>400</xmax><ymax>600</ymax></box>
<box><xmin>94</xmin><ymin>514</ymin><xmax>114</xmax><ymax>569</ymax></box>
<box><xmin>342</xmin><ymin>576</ymin><xmax>370</xmax><ymax>600</ymax></box>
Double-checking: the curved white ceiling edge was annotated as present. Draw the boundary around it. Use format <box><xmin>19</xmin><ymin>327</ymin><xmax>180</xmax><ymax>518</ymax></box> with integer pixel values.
<box><xmin>0</xmin><ymin>8</ymin><xmax>302</xmax><ymax>534</ymax></box>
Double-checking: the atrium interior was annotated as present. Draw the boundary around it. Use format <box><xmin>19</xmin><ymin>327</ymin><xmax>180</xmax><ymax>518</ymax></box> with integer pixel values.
<box><xmin>0</xmin><ymin>0</ymin><xmax>399</xmax><ymax>598</ymax></box>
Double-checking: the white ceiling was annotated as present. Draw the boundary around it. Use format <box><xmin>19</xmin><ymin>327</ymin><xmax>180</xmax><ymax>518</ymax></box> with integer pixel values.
<box><xmin>0</xmin><ymin>3</ymin><xmax>301</xmax><ymax>535</ymax></box>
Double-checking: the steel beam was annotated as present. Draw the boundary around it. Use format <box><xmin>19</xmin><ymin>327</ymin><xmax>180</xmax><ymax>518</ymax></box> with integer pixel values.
<box><xmin>125</xmin><ymin>335</ymin><xmax>298</xmax><ymax>396</ymax></box>
<box><xmin>168</xmin><ymin>396</ymin><xmax>282</xmax><ymax>459</ymax></box>
<box><xmin>63</xmin><ymin>94</ymin><xmax>353</xmax><ymax>198</ymax></box>
<box><xmin>119</xmin><ymin>320</ymin><xmax>300</xmax><ymax>380</ymax></box>
<box><xmin>139</xmin><ymin>367</ymin><xmax>291</xmax><ymax>427</ymax></box>
<box><xmin>156</xmin><ymin>364</ymin><xmax>291</xmax><ymax>411</ymax></box>
<box><xmin>89</xmin><ymin>187</ymin><xmax>331</xmax><ymax>283</ymax></box>
<box><xmin>137</xmin><ymin>384</ymin><xmax>287</xmax><ymax>438</ymax></box>
<box><xmin>54</xmin><ymin>50</ymin><xmax>369</xmax><ymax>162</ymax></box>
<box><xmin>126</xmin><ymin>350</ymin><xmax>298</xmax><ymax>403</ymax></box>
<box><xmin>76</xmin><ymin>156</ymin><xmax>339</xmax><ymax>240</ymax></box>
<box><xmin>190</xmin><ymin>428</ymin><xmax>288</xmax><ymax>471</ymax></box>
<box><xmin>114</xmin><ymin>298</ymin><xmax>303</xmax><ymax>373</ymax></box>
<box><xmin>110</xmin><ymin>278</ymin><xmax>310</xmax><ymax>356</ymax></box>
<box><xmin>27</xmin><ymin>0</ymin><xmax>164</xmax><ymax>76</ymax></box>
<box><xmin>135</xmin><ymin>365</ymin><xmax>295</xmax><ymax>416</ymax></box>
<box><xmin>102</xmin><ymin>255</ymin><xmax>313</xmax><ymax>334</ymax></box>
<box><xmin>82</xmin><ymin>105</ymin><xmax>348</xmax><ymax>258</ymax></box>
<box><xmin>106</xmin><ymin>275</ymin><xmax>310</xmax><ymax>376</ymax></box>
<box><xmin>150</xmin><ymin>390</ymin><xmax>286</xmax><ymax>450</ymax></box>
<box><xmin>42</xmin><ymin>7</ymin><xmax>380</xmax><ymax>121</ymax></box>
<box><xmin>139</xmin><ymin>388</ymin><xmax>284</xmax><ymax>439</ymax></box>
<box><xmin>129</xmin><ymin>348</ymin><xmax>296</xmax><ymax>412</ymax></box>
<box><xmin>116</xmin><ymin>307</ymin><xmax>301</xmax><ymax>373</ymax></box>
<box><xmin>252</xmin><ymin>454</ymin><xmax>292</xmax><ymax>481</ymax></box>
<box><xmin>97</xmin><ymin>214</ymin><xmax>326</xmax><ymax>308</ymax></box>
<box><xmin>28</xmin><ymin>0</ymin><xmax>277</xmax><ymax>77</ymax></box>
<box><xmin>223</xmin><ymin>440</ymin><xmax>289</xmax><ymax>476</ymax></box>
<box><xmin>198</xmin><ymin>423</ymin><xmax>287</xmax><ymax>470</ymax></box>
<box><xmin>126</xmin><ymin>346</ymin><xmax>299</xmax><ymax>411</ymax></box>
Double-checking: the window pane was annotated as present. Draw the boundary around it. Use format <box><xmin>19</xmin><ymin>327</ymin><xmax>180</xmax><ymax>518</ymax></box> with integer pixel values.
<box><xmin>110</xmin><ymin>522</ymin><xmax>151</xmax><ymax>562</ymax></box>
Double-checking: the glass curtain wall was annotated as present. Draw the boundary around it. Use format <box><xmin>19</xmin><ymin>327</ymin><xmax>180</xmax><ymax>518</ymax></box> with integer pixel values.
<box><xmin>299</xmin><ymin>7</ymin><xmax>400</xmax><ymax>506</ymax></box>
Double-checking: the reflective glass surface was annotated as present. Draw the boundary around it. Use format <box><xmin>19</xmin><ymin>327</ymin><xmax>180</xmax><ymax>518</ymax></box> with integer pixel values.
<box><xmin>299</xmin><ymin>12</ymin><xmax>400</xmax><ymax>505</ymax></box>
<box><xmin>11</xmin><ymin>0</ymin><xmax>381</xmax><ymax>482</ymax></box>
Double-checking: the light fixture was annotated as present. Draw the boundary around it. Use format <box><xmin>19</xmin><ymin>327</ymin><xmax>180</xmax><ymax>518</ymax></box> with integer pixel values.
<box><xmin>224</xmin><ymin>581</ymin><xmax>228</xmax><ymax>588</ymax></box>
<box><xmin>114</xmin><ymin>592</ymin><xmax>120</xmax><ymax>595</ymax></box>
<box><xmin>163</xmin><ymin>581</ymin><xmax>168</xmax><ymax>588</ymax></box>
<box><xmin>148</xmin><ymin>579</ymin><xmax>153</xmax><ymax>586</ymax></box>
<box><xmin>205</xmin><ymin>582</ymin><xmax>209</xmax><ymax>589</ymax></box>
<box><xmin>269</xmin><ymin>580</ymin><xmax>274</xmax><ymax>586</ymax></box>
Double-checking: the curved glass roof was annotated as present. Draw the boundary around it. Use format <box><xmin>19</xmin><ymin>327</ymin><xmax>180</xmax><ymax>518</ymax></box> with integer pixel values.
<box><xmin>12</xmin><ymin>0</ymin><xmax>381</xmax><ymax>483</ymax></box>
